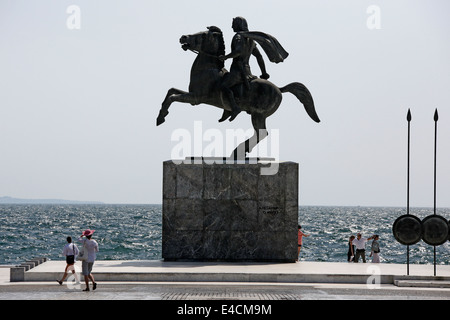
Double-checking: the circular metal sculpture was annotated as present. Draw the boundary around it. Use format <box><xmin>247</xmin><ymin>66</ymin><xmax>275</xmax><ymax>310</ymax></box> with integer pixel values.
<box><xmin>392</xmin><ymin>214</ymin><xmax>422</xmax><ymax>245</ymax></box>
<box><xmin>421</xmin><ymin>215</ymin><xmax>449</xmax><ymax>246</ymax></box>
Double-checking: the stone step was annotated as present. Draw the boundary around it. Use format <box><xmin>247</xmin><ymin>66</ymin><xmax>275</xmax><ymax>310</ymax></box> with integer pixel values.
<box><xmin>394</xmin><ymin>280</ymin><xmax>450</xmax><ymax>288</ymax></box>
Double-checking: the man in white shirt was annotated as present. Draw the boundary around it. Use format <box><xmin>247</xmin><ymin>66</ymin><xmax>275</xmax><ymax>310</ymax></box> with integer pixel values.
<box><xmin>78</xmin><ymin>229</ymin><xmax>99</xmax><ymax>291</ymax></box>
<box><xmin>351</xmin><ymin>233</ymin><xmax>374</xmax><ymax>263</ymax></box>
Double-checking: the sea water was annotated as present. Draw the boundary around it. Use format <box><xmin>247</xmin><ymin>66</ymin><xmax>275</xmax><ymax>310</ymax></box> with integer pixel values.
<box><xmin>0</xmin><ymin>204</ymin><xmax>449</xmax><ymax>265</ymax></box>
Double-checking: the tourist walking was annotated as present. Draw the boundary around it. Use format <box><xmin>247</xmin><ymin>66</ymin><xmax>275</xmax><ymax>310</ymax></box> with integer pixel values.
<box><xmin>370</xmin><ymin>234</ymin><xmax>381</xmax><ymax>263</ymax></box>
<box><xmin>78</xmin><ymin>229</ymin><xmax>99</xmax><ymax>291</ymax></box>
<box><xmin>56</xmin><ymin>236</ymin><xmax>79</xmax><ymax>285</ymax></box>
<box><xmin>297</xmin><ymin>225</ymin><xmax>310</xmax><ymax>261</ymax></box>
<box><xmin>351</xmin><ymin>233</ymin><xmax>374</xmax><ymax>263</ymax></box>
<box><xmin>347</xmin><ymin>235</ymin><xmax>355</xmax><ymax>262</ymax></box>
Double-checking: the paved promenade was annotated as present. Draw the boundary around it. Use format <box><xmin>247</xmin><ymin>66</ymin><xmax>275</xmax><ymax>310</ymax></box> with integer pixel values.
<box><xmin>1</xmin><ymin>260</ymin><xmax>450</xmax><ymax>300</ymax></box>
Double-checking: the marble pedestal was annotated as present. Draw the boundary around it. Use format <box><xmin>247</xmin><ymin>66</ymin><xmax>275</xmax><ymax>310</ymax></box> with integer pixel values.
<box><xmin>162</xmin><ymin>160</ymin><xmax>298</xmax><ymax>262</ymax></box>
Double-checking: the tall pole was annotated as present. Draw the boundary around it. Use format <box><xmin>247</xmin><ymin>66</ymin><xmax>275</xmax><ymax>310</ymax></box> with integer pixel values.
<box><xmin>433</xmin><ymin>109</ymin><xmax>438</xmax><ymax>276</ymax></box>
<box><xmin>407</xmin><ymin>109</ymin><xmax>411</xmax><ymax>215</ymax></box>
<box><xmin>434</xmin><ymin>109</ymin><xmax>438</xmax><ymax>216</ymax></box>
<box><xmin>406</xmin><ymin>109</ymin><xmax>411</xmax><ymax>275</ymax></box>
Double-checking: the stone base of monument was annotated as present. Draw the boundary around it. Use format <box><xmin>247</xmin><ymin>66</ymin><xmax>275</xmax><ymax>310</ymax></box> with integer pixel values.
<box><xmin>162</xmin><ymin>159</ymin><xmax>298</xmax><ymax>262</ymax></box>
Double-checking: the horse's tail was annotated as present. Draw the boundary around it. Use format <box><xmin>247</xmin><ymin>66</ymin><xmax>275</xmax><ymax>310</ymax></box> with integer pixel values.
<box><xmin>279</xmin><ymin>82</ymin><xmax>320</xmax><ymax>123</ymax></box>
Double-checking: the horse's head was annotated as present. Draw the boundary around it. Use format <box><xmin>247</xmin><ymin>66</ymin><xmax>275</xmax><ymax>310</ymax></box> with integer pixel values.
<box><xmin>180</xmin><ymin>26</ymin><xmax>225</xmax><ymax>58</ymax></box>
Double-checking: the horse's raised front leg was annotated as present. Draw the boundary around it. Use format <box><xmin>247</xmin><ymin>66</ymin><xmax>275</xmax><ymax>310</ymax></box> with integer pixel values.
<box><xmin>156</xmin><ymin>88</ymin><xmax>201</xmax><ymax>126</ymax></box>
<box><xmin>157</xmin><ymin>88</ymin><xmax>187</xmax><ymax>125</ymax></box>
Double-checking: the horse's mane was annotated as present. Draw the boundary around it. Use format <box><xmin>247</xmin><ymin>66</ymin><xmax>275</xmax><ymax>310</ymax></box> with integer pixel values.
<box><xmin>207</xmin><ymin>26</ymin><xmax>225</xmax><ymax>69</ymax></box>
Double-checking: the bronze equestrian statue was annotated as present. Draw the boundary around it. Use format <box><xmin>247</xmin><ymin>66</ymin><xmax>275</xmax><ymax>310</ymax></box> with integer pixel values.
<box><xmin>156</xmin><ymin>17</ymin><xmax>320</xmax><ymax>159</ymax></box>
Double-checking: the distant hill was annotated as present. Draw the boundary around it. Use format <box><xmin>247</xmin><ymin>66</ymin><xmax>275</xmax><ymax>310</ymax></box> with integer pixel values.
<box><xmin>0</xmin><ymin>196</ymin><xmax>104</xmax><ymax>204</ymax></box>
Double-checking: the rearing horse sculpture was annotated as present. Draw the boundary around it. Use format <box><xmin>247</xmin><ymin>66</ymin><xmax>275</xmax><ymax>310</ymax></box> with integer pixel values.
<box><xmin>156</xmin><ymin>26</ymin><xmax>320</xmax><ymax>158</ymax></box>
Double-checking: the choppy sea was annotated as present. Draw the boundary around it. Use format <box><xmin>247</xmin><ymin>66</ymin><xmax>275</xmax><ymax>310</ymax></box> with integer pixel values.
<box><xmin>0</xmin><ymin>204</ymin><xmax>449</xmax><ymax>265</ymax></box>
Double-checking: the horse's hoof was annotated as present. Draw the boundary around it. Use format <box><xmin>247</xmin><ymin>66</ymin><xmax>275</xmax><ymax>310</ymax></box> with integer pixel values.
<box><xmin>156</xmin><ymin>110</ymin><xmax>169</xmax><ymax>126</ymax></box>
<box><xmin>229</xmin><ymin>110</ymin><xmax>241</xmax><ymax>122</ymax></box>
<box><xmin>156</xmin><ymin>116</ymin><xmax>165</xmax><ymax>126</ymax></box>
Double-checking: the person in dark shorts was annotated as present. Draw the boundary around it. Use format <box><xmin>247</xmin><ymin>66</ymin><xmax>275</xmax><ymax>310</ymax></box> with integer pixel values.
<box><xmin>56</xmin><ymin>236</ymin><xmax>79</xmax><ymax>285</ymax></box>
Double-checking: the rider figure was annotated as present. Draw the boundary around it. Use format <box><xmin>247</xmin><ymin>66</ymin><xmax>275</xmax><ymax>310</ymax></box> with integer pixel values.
<box><xmin>219</xmin><ymin>17</ymin><xmax>270</xmax><ymax>122</ymax></box>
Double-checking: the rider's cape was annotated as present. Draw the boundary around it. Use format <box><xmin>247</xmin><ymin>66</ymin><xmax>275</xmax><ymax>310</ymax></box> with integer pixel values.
<box><xmin>240</xmin><ymin>31</ymin><xmax>289</xmax><ymax>63</ymax></box>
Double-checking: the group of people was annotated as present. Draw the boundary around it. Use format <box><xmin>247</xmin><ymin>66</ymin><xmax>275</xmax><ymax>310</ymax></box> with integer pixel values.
<box><xmin>297</xmin><ymin>225</ymin><xmax>381</xmax><ymax>263</ymax></box>
<box><xmin>56</xmin><ymin>229</ymin><xmax>99</xmax><ymax>291</ymax></box>
<box><xmin>348</xmin><ymin>233</ymin><xmax>380</xmax><ymax>263</ymax></box>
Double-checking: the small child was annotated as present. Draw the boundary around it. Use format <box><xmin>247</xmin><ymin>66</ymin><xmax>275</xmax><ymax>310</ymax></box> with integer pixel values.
<box><xmin>297</xmin><ymin>225</ymin><xmax>310</xmax><ymax>261</ymax></box>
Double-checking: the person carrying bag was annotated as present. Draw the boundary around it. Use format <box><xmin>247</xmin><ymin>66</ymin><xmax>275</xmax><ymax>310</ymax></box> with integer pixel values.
<box><xmin>56</xmin><ymin>236</ymin><xmax>79</xmax><ymax>285</ymax></box>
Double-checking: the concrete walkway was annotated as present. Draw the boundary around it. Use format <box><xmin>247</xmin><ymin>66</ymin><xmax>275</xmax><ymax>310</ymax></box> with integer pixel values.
<box><xmin>2</xmin><ymin>261</ymin><xmax>450</xmax><ymax>300</ymax></box>
<box><xmin>8</xmin><ymin>260</ymin><xmax>450</xmax><ymax>284</ymax></box>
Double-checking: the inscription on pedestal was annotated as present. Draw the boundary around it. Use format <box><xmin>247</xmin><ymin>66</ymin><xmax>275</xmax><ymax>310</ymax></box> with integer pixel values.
<box><xmin>162</xmin><ymin>160</ymin><xmax>299</xmax><ymax>262</ymax></box>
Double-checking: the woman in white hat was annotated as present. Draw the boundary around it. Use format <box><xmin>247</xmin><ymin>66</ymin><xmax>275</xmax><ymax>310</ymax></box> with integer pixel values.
<box><xmin>78</xmin><ymin>229</ymin><xmax>99</xmax><ymax>291</ymax></box>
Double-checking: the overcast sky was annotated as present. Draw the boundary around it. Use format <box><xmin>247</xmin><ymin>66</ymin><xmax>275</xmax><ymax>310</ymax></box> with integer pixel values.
<box><xmin>1</xmin><ymin>0</ymin><xmax>449</xmax><ymax>207</ymax></box>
